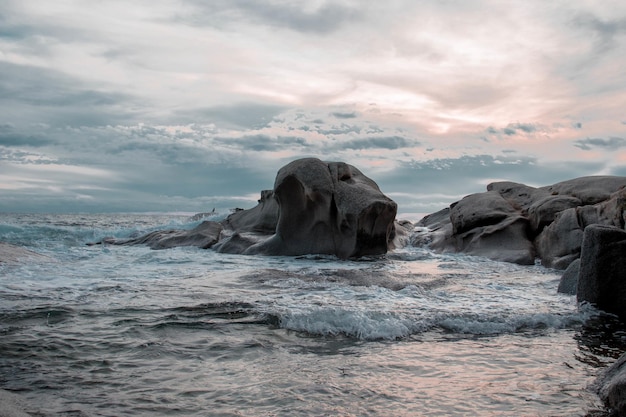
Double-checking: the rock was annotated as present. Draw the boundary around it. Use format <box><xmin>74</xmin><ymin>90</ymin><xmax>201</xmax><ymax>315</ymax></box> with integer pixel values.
<box><xmin>427</xmin><ymin>190</ymin><xmax>535</xmax><ymax>264</ymax></box>
<box><xmin>389</xmin><ymin>220</ymin><xmax>413</xmax><ymax>250</ymax></box>
<box><xmin>449</xmin><ymin>191</ymin><xmax>518</xmax><ymax>235</ymax></box>
<box><xmin>413</xmin><ymin>175</ymin><xmax>626</xmax><ymax>269</ymax></box>
<box><xmin>577</xmin><ymin>224</ymin><xmax>626</xmax><ymax>320</ymax></box>
<box><xmin>453</xmin><ymin>216</ymin><xmax>535</xmax><ymax>265</ymax></box>
<box><xmin>487</xmin><ymin>181</ymin><xmax>550</xmax><ymax>215</ymax></box>
<box><xmin>413</xmin><ymin>207</ymin><xmax>453</xmax><ymax>248</ymax></box>
<box><xmin>100</xmin><ymin>221</ymin><xmax>223</xmax><ymax>250</ymax></box>
<box><xmin>541</xmin><ymin>176</ymin><xmax>626</xmax><ymax>205</ymax></box>
<box><xmin>221</xmin><ymin>190</ymin><xmax>279</xmax><ymax>234</ymax></box>
<box><xmin>596</xmin><ymin>352</ymin><xmax>626</xmax><ymax>416</ymax></box>
<box><xmin>557</xmin><ymin>258</ymin><xmax>580</xmax><ymax>295</ymax></box>
<box><xmin>90</xmin><ymin>158</ymin><xmax>398</xmax><ymax>258</ymax></box>
<box><xmin>213</xmin><ymin>232</ymin><xmax>265</xmax><ymax>254</ymax></box>
<box><xmin>534</xmin><ymin>208</ymin><xmax>584</xmax><ymax>269</ymax></box>
<box><xmin>245</xmin><ymin>158</ymin><xmax>398</xmax><ymax>258</ymax></box>
<box><xmin>528</xmin><ymin>195</ymin><xmax>582</xmax><ymax>234</ymax></box>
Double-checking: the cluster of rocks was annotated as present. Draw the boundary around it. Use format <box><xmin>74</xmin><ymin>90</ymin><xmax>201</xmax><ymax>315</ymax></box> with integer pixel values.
<box><xmin>5</xmin><ymin>158</ymin><xmax>626</xmax><ymax>414</ymax></box>
<box><xmin>98</xmin><ymin>158</ymin><xmax>402</xmax><ymax>259</ymax></box>
<box><xmin>413</xmin><ymin>176</ymin><xmax>626</xmax><ymax>316</ymax></box>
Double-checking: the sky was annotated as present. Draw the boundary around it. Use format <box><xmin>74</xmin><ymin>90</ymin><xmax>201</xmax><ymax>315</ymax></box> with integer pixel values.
<box><xmin>1</xmin><ymin>0</ymin><xmax>625</xmax><ymax>217</ymax></box>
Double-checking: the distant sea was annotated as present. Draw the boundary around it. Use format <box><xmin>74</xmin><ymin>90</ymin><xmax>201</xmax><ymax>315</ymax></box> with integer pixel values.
<box><xmin>1</xmin><ymin>212</ymin><xmax>623</xmax><ymax>416</ymax></box>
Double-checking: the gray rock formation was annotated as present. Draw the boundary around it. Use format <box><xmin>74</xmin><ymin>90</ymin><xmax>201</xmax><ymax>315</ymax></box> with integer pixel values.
<box><xmin>96</xmin><ymin>158</ymin><xmax>398</xmax><ymax>258</ymax></box>
<box><xmin>97</xmin><ymin>221</ymin><xmax>223</xmax><ymax>250</ymax></box>
<box><xmin>577</xmin><ymin>224</ymin><xmax>626</xmax><ymax>320</ymax></box>
<box><xmin>416</xmin><ymin>176</ymin><xmax>626</xmax><ymax>268</ymax></box>
<box><xmin>241</xmin><ymin>158</ymin><xmax>397</xmax><ymax>258</ymax></box>
<box><xmin>557</xmin><ymin>258</ymin><xmax>580</xmax><ymax>295</ymax></box>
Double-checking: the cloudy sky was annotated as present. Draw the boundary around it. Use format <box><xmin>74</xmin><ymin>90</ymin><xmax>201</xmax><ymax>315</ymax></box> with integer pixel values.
<box><xmin>1</xmin><ymin>1</ymin><xmax>625</xmax><ymax>217</ymax></box>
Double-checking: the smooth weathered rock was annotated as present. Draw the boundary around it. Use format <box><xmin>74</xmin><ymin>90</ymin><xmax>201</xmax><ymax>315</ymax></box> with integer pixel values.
<box><xmin>596</xmin><ymin>352</ymin><xmax>626</xmax><ymax>416</ymax></box>
<box><xmin>90</xmin><ymin>158</ymin><xmax>398</xmax><ymax>258</ymax></box>
<box><xmin>534</xmin><ymin>208</ymin><xmax>584</xmax><ymax>269</ymax></box>
<box><xmin>449</xmin><ymin>191</ymin><xmax>518</xmax><ymax>235</ymax></box>
<box><xmin>557</xmin><ymin>258</ymin><xmax>580</xmax><ymax>295</ymax></box>
<box><xmin>245</xmin><ymin>158</ymin><xmax>397</xmax><ymax>258</ymax></box>
<box><xmin>528</xmin><ymin>195</ymin><xmax>582</xmax><ymax>234</ymax></box>
<box><xmin>577</xmin><ymin>224</ymin><xmax>626</xmax><ymax>319</ymax></box>
<box><xmin>414</xmin><ymin>175</ymin><xmax>626</xmax><ymax>268</ymax></box>
<box><xmin>221</xmin><ymin>190</ymin><xmax>279</xmax><ymax>234</ymax></box>
<box><xmin>541</xmin><ymin>176</ymin><xmax>626</xmax><ymax>205</ymax></box>
<box><xmin>423</xmin><ymin>190</ymin><xmax>535</xmax><ymax>264</ymax></box>
<box><xmin>100</xmin><ymin>221</ymin><xmax>223</xmax><ymax>250</ymax></box>
<box><xmin>487</xmin><ymin>181</ymin><xmax>550</xmax><ymax>215</ymax></box>
<box><xmin>453</xmin><ymin>216</ymin><xmax>535</xmax><ymax>265</ymax></box>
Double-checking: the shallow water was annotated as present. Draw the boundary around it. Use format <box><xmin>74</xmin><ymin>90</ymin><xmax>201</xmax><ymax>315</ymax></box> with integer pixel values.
<box><xmin>0</xmin><ymin>213</ymin><xmax>624</xmax><ymax>416</ymax></box>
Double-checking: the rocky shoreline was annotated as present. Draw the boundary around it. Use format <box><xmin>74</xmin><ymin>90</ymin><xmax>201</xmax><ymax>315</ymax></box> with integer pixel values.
<box><xmin>4</xmin><ymin>158</ymin><xmax>626</xmax><ymax>415</ymax></box>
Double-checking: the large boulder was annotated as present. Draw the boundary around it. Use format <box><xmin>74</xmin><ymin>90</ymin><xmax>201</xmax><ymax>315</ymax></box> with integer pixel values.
<box><xmin>534</xmin><ymin>208</ymin><xmax>584</xmax><ymax>269</ymax></box>
<box><xmin>487</xmin><ymin>181</ymin><xmax>550</xmax><ymax>215</ymax></box>
<box><xmin>577</xmin><ymin>224</ymin><xmax>626</xmax><ymax>320</ymax></box>
<box><xmin>91</xmin><ymin>158</ymin><xmax>399</xmax><ymax>258</ymax></box>
<box><xmin>418</xmin><ymin>189</ymin><xmax>535</xmax><ymax>264</ymax></box>
<box><xmin>244</xmin><ymin>158</ymin><xmax>397</xmax><ymax>258</ymax></box>
<box><xmin>527</xmin><ymin>195</ymin><xmax>582</xmax><ymax>234</ymax></box>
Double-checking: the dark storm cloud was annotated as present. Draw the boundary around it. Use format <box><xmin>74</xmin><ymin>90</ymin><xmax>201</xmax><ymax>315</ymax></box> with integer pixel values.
<box><xmin>0</xmin><ymin>132</ymin><xmax>53</xmax><ymax>148</ymax></box>
<box><xmin>0</xmin><ymin>62</ymin><xmax>136</xmax><ymax>127</ymax></box>
<box><xmin>574</xmin><ymin>137</ymin><xmax>626</xmax><ymax>150</ymax></box>
<box><xmin>181</xmin><ymin>0</ymin><xmax>361</xmax><ymax>34</ymax></box>
<box><xmin>187</xmin><ymin>103</ymin><xmax>287</xmax><ymax>129</ymax></box>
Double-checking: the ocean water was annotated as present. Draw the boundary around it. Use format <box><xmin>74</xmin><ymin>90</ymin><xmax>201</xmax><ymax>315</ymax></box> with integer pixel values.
<box><xmin>1</xmin><ymin>212</ymin><xmax>624</xmax><ymax>416</ymax></box>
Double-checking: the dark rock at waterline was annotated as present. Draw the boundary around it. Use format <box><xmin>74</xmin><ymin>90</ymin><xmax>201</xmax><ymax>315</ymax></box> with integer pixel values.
<box><xmin>415</xmin><ymin>176</ymin><xmax>626</xmax><ymax>268</ymax></box>
<box><xmin>577</xmin><ymin>224</ymin><xmax>626</xmax><ymax>320</ymax></box>
<box><xmin>98</xmin><ymin>221</ymin><xmax>224</xmax><ymax>250</ymax></box>
<box><xmin>239</xmin><ymin>158</ymin><xmax>397</xmax><ymax>258</ymax></box>
<box><xmin>94</xmin><ymin>158</ymin><xmax>398</xmax><ymax>258</ymax></box>
<box><xmin>596</xmin><ymin>352</ymin><xmax>626</xmax><ymax>417</ymax></box>
<box><xmin>557</xmin><ymin>258</ymin><xmax>580</xmax><ymax>295</ymax></box>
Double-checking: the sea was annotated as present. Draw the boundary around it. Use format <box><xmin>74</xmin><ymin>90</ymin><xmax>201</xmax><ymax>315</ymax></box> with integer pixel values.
<box><xmin>1</xmin><ymin>212</ymin><xmax>625</xmax><ymax>417</ymax></box>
